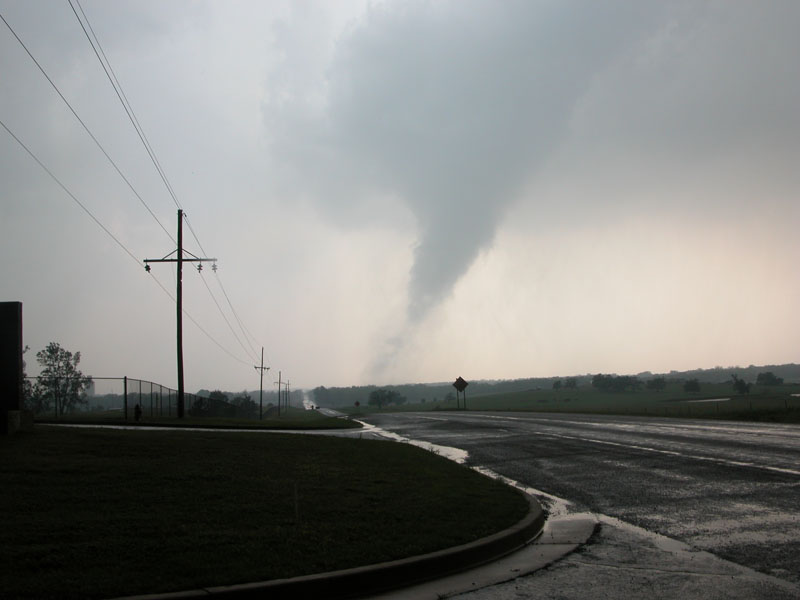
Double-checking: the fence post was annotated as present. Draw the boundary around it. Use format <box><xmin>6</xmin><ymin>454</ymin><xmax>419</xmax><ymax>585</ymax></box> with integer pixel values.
<box><xmin>124</xmin><ymin>376</ymin><xmax>128</xmax><ymax>420</ymax></box>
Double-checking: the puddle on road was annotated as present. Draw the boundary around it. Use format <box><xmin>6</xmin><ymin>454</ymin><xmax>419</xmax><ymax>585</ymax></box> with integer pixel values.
<box><xmin>686</xmin><ymin>397</ymin><xmax>730</xmax><ymax>403</ymax></box>
<box><xmin>353</xmin><ymin>420</ymin><xmax>469</xmax><ymax>463</ymax></box>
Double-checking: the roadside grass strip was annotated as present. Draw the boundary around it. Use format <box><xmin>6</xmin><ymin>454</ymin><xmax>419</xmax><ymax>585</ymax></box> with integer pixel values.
<box><xmin>36</xmin><ymin>406</ymin><xmax>360</xmax><ymax>430</ymax></box>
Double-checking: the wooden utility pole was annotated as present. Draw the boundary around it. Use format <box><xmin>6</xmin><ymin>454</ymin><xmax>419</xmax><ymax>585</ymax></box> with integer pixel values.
<box><xmin>254</xmin><ymin>347</ymin><xmax>269</xmax><ymax>420</ymax></box>
<box><xmin>144</xmin><ymin>210</ymin><xmax>216</xmax><ymax>418</ymax></box>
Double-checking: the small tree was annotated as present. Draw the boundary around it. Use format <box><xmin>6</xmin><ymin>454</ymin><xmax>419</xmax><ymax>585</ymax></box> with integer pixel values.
<box><xmin>30</xmin><ymin>342</ymin><xmax>92</xmax><ymax>416</ymax></box>
<box><xmin>731</xmin><ymin>374</ymin><xmax>751</xmax><ymax>395</ymax></box>
<box><xmin>22</xmin><ymin>345</ymin><xmax>32</xmax><ymax>406</ymax></box>
<box><xmin>564</xmin><ymin>378</ymin><xmax>578</xmax><ymax>390</ymax></box>
<box><xmin>552</xmin><ymin>379</ymin><xmax>563</xmax><ymax>391</ymax></box>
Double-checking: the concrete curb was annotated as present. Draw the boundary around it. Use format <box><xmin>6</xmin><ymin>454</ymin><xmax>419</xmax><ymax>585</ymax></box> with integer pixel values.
<box><xmin>119</xmin><ymin>492</ymin><xmax>545</xmax><ymax>600</ymax></box>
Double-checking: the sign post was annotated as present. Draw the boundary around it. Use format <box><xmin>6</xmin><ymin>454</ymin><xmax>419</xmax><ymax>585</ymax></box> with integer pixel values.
<box><xmin>452</xmin><ymin>376</ymin><xmax>468</xmax><ymax>410</ymax></box>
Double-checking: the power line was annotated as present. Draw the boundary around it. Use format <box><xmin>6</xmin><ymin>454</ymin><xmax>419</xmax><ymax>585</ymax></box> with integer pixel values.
<box><xmin>68</xmin><ymin>0</ymin><xmax>182</xmax><ymax>212</ymax></box>
<box><xmin>147</xmin><ymin>269</ymin><xmax>253</xmax><ymax>368</ymax></box>
<box><xmin>198</xmin><ymin>269</ymin><xmax>258</xmax><ymax>363</ymax></box>
<box><xmin>0</xmin><ymin>117</ymin><xmax>141</xmax><ymax>267</ymax></box>
<box><xmin>213</xmin><ymin>270</ymin><xmax>261</xmax><ymax>359</ymax></box>
<box><xmin>0</xmin><ymin>10</ymin><xmax>175</xmax><ymax>245</ymax></box>
<box><xmin>67</xmin><ymin>3</ymin><xmax>267</xmax><ymax>366</ymax></box>
<box><xmin>65</xmin><ymin>1</ymin><xmax>264</xmax><ymax>373</ymax></box>
<box><xmin>183</xmin><ymin>212</ymin><xmax>263</xmax><ymax>360</ymax></box>
<box><xmin>0</xmin><ymin>117</ymin><xmax>253</xmax><ymax>374</ymax></box>
<box><xmin>2</xmin><ymin>10</ymin><xmax>261</xmax><ymax>384</ymax></box>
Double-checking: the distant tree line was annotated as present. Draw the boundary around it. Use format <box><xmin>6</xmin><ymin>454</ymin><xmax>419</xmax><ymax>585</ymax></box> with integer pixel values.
<box><xmin>310</xmin><ymin>364</ymin><xmax>797</xmax><ymax>409</ymax></box>
<box><xmin>591</xmin><ymin>374</ymin><xmax>643</xmax><ymax>393</ymax></box>
<box><xmin>657</xmin><ymin>364</ymin><xmax>800</xmax><ymax>385</ymax></box>
<box><xmin>312</xmin><ymin>377</ymin><xmax>594</xmax><ymax>408</ymax></box>
<box><xmin>189</xmin><ymin>390</ymin><xmax>260</xmax><ymax>418</ymax></box>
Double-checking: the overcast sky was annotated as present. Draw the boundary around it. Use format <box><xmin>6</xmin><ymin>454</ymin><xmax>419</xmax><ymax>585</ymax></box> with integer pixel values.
<box><xmin>2</xmin><ymin>1</ymin><xmax>798</xmax><ymax>395</ymax></box>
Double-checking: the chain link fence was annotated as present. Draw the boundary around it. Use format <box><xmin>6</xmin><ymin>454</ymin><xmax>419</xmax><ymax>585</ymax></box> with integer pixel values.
<box><xmin>24</xmin><ymin>376</ymin><xmax>232</xmax><ymax>420</ymax></box>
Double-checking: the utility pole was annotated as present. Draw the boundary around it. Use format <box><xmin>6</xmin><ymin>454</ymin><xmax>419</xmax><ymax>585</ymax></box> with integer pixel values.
<box><xmin>144</xmin><ymin>209</ymin><xmax>216</xmax><ymax>418</ymax></box>
<box><xmin>254</xmin><ymin>347</ymin><xmax>269</xmax><ymax>420</ymax></box>
<box><xmin>285</xmin><ymin>380</ymin><xmax>291</xmax><ymax>411</ymax></box>
<box><xmin>274</xmin><ymin>370</ymin><xmax>281</xmax><ymax>416</ymax></box>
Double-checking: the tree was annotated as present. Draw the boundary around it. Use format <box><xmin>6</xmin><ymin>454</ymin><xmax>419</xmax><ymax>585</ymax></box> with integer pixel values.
<box><xmin>646</xmin><ymin>377</ymin><xmax>667</xmax><ymax>392</ymax></box>
<box><xmin>232</xmin><ymin>394</ymin><xmax>258</xmax><ymax>419</ymax></box>
<box><xmin>756</xmin><ymin>372</ymin><xmax>783</xmax><ymax>386</ymax></box>
<box><xmin>208</xmin><ymin>390</ymin><xmax>230</xmax><ymax>404</ymax></box>
<box><xmin>389</xmin><ymin>391</ymin><xmax>407</xmax><ymax>405</ymax></box>
<box><xmin>552</xmin><ymin>379</ymin><xmax>563</xmax><ymax>391</ymax></box>
<box><xmin>564</xmin><ymin>378</ymin><xmax>578</xmax><ymax>390</ymax></box>
<box><xmin>683</xmin><ymin>378</ymin><xmax>700</xmax><ymax>393</ymax></box>
<box><xmin>21</xmin><ymin>345</ymin><xmax>32</xmax><ymax>407</ymax></box>
<box><xmin>368</xmin><ymin>389</ymin><xmax>407</xmax><ymax>409</ymax></box>
<box><xmin>368</xmin><ymin>389</ymin><xmax>387</xmax><ymax>409</ymax></box>
<box><xmin>731</xmin><ymin>374</ymin><xmax>751</xmax><ymax>395</ymax></box>
<box><xmin>30</xmin><ymin>342</ymin><xmax>92</xmax><ymax>416</ymax></box>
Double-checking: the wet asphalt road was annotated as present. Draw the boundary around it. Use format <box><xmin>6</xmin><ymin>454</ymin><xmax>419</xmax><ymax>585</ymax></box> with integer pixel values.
<box><xmin>359</xmin><ymin>412</ymin><xmax>800</xmax><ymax>588</ymax></box>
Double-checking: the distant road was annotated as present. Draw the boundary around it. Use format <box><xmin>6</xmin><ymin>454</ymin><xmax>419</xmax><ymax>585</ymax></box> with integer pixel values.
<box><xmin>360</xmin><ymin>411</ymin><xmax>800</xmax><ymax>586</ymax></box>
<box><xmin>317</xmin><ymin>407</ymin><xmax>348</xmax><ymax>418</ymax></box>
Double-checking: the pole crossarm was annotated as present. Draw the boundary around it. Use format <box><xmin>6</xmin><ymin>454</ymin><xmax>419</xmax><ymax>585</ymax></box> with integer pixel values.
<box><xmin>144</xmin><ymin>254</ymin><xmax>217</xmax><ymax>265</ymax></box>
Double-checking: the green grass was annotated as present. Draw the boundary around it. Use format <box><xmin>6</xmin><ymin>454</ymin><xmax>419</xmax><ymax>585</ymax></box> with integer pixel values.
<box><xmin>345</xmin><ymin>383</ymin><xmax>800</xmax><ymax>423</ymax></box>
<box><xmin>0</xmin><ymin>426</ymin><xmax>528</xmax><ymax>599</ymax></box>
<box><xmin>37</xmin><ymin>405</ymin><xmax>360</xmax><ymax>430</ymax></box>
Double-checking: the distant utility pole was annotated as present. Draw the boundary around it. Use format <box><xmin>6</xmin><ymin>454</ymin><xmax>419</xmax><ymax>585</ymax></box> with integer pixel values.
<box><xmin>285</xmin><ymin>380</ymin><xmax>291</xmax><ymax>411</ymax></box>
<box><xmin>274</xmin><ymin>370</ymin><xmax>281</xmax><ymax>416</ymax></box>
<box><xmin>144</xmin><ymin>209</ymin><xmax>216</xmax><ymax>418</ymax></box>
<box><xmin>254</xmin><ymin>347</ymin><xmax>269</xmax><ymax>420</ymax></box>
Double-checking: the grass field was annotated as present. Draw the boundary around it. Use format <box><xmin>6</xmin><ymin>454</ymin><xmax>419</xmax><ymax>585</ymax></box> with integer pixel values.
<box><xmin>346</xmin><ymin>382</ymin><xmax>800</xmax><ymax>423</ymax></box>
<box><xmin>0</xmin><ymin>426</ymin><xmax>528</xmax><ymax>599</ymax></box>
